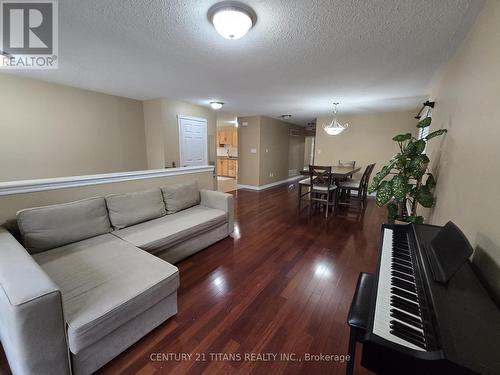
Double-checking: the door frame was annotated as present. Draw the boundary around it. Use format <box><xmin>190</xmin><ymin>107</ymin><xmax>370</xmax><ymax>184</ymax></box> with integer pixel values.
<box><xmin>178</xmin><ymin>115</ymin><xmax>208</xmax><ymax>167</ymax></box>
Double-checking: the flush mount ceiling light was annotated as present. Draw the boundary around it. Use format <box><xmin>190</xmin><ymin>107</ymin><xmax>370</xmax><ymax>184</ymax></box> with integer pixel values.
<box><xmin>208</xmin><ymin>1</ymin><xmax>257</xmax><ymax>40</ymax></box>
<box><xmin>323</xmin><ymin>102</ymin><xmax>349</xmax><ymax>136</ymax></box>
<box><xmin>279</xmin><ymin>114</ymin><xmax>292</xmax><ymax>119</ymax></box>
<box><xmin>210</xmin><ymin>101</ymin><xmax>224</xmax><ymax>110</ymax></box>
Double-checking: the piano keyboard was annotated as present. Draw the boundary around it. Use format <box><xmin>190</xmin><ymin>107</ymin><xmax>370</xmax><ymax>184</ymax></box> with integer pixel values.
<box><xmin>373</xmin><ymin>228</ymin><xmax>429</xmax><ymax>351</ymax></box>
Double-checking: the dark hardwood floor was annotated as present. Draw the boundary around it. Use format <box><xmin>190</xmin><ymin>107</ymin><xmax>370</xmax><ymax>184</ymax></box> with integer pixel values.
<box><xmin>1</xmin><ymin>185</ymin><xmax>386</xmax><ymax>375</ymax></box>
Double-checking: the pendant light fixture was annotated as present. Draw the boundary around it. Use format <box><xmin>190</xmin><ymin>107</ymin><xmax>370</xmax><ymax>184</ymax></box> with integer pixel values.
<box><xmin>323</xmin><ymin>102</ymin><xmax>349</xmax><ymax>136</ymax></box>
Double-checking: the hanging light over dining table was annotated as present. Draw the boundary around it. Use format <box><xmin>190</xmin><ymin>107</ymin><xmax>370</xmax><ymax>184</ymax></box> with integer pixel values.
<box><xmin>323</xmin><ymin>102</ymin><xmax>349</xmax><ymax>135</ymax></box>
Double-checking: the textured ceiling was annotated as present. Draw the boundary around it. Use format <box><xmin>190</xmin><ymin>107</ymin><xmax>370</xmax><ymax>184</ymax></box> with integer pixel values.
<box><xmin>7</xmin><ymin>0</ymin><xmax>484</xmax><ymax>124</ymax></box>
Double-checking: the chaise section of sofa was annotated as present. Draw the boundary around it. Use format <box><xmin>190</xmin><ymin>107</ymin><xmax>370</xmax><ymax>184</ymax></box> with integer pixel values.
<box><xmin>0</xmin><ymin>227</ymin><xmax>71</xmax><ymax>375</ymax></box>
<box><xmin>33</xmin><ymin>233</ymin><xmax>179</xmax><ymax>375</ymax></box>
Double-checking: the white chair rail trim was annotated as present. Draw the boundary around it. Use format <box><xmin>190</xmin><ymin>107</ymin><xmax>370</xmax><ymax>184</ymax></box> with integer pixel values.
<box><xmin>0</xmin><ymin>166</ymin><xmax>215</xmax><ymax>196</ymax></box>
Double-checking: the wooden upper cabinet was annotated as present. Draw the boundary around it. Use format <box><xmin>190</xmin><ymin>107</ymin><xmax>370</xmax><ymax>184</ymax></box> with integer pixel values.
<box><xmin>217</xmin><ymin>130</ymin><xmax>225</xmax><ymax>145</ymax></box>
<box><xmin>218</xmin><ymin>129</ymin><xmax>237</xmax><ymax>146</ymax></box>
<box><xmin>232</xmin><ymin>130</ymin><xmax>238</xmax><ymax>147</ymax></box>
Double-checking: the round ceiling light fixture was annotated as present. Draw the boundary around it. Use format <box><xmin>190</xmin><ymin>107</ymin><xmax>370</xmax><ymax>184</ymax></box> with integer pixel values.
<box><xmin>210</xmin><ymin>101</ymin><xmax>224</xmax><ymax>110</ymax></box>
<box><xmin>208</xmin><ymin>1</ymin><xmax>257</xmax><ymax>40</ymax></box>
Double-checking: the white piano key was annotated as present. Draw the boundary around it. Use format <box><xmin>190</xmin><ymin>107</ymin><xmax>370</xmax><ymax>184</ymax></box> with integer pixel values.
<box><xmin>372</xmin><ymin>228</ymin><xmax>427</xmax><ymax>352</ymax></box>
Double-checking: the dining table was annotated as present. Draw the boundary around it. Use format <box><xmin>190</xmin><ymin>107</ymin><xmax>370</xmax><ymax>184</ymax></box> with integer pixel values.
<box><xmin>298</xmin><ymin>165</ymin><xmax>362</xmax><ymax>209</ymax></box>
<box><xmin>299</xmin><ymin>165</ymin><xmax>361</xmax><ymax>180</ymax></box>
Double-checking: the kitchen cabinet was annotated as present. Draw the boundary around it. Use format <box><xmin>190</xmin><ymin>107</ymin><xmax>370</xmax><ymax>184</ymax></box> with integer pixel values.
<box><xmin>228</xmin><ymin>159</ymin><xmax>236</xmax><ymax>177</ymax></box>
<box><xmin>217</xmin><ymin>159</ymin><xmax>224</xmax><ymax>175</ymax></box>
<box><xmin>217</xmin><ymin>129</ymin><xmax>237</xmax><ymax>146</ymax></box>
<box><xmin>232</xmin><ymin>131</ymin><xmax>238</xmax><ymax>147</ymax></box>
<box><xmin>217</xmin><ymin>158</ymin><xmax>237</xmax><ymax>178</ymax></box>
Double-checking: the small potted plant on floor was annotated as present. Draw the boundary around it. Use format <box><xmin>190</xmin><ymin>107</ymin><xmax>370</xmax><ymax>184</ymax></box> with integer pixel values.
<box><xmin>368</xmin><ymin>116</ymin><xmax>447</xmax><ymax>223</ymax></box>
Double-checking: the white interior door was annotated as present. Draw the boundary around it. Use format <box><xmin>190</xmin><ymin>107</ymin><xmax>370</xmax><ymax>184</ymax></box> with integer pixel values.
<box><xmin>178</xmin><ymin>115</ymin><xmax>208</xmax><ymax>167</ymax></box>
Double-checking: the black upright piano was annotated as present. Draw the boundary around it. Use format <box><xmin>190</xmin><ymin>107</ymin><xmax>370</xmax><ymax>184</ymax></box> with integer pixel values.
<box><xmin>362</xmin><ymin>222</ymin><xmax>500</xmax><ymax>375</ymax></box>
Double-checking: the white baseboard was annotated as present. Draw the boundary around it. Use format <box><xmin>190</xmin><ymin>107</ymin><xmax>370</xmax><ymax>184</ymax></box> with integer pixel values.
<box><xmin>238</xmin><ymin>176</ymin><xmax>302</xmax><ymax>191</ymax></box>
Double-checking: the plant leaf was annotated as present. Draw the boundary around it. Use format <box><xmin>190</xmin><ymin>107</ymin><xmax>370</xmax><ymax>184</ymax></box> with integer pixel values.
<box><xmin>391</xmin><ymin>175</ymin><xmax>408</xmax><ymax>202</ymax></box>
<box><xmin>425</xmin><ymin>173</ymin><xmax>436</xmax><ymax>190</ymax></box>
<box><xmin>392</xmin><ymin>133</ymin><xmax>412</xmax><ymax>142</ymax></box>
<box><xmin>415</xmin><ymin>185</ymin><xmax>434</xmax><ymax>208</ymax></box>
<box><xmin>413</xmin><ymin>139</ymin><xmax>426</xmax><ymax>154</ymax></box>
<box><xmin>407</xmin><ymin>215</ymin><xmax>424</xmax><ymax>224</ymax></box>
<box><xmin>387</xmin><ymin>202</ymin><xmax>398</xmax><ymax>224</ymax></box>
<box><xmin>417</xmin><ymin>117</ymin><xmax>432</xmax><ymax>128</ymax></box>
<box><xmin>405</xmin><ymin>139</ymin><xmax>426</xmax><ymax>156</ymax></box>
<box><xmin>409</xmin><ymin>154</ymin><xmax>430</xmax><ymax>179</ymax></box>
<box><xmin>369</xmin><ymin>157</ymin><xmax>398</xmax><ymax>192</ymax></box>
<box><xmin>376</xmin><ymin>180</ymin><xmax>393</xmax><ymax>207</ymax></box>
<box><xmin>425</xmin><ymin>129</ymin><xmax>447</xmax><ymax>141</ymax></box>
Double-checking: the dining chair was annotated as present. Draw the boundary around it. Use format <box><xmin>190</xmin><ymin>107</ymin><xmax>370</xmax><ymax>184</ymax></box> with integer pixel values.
<box><xmin>338</xmin><ymin>160</ymin><xmax>356</xmax><ymax>168</ymax></box>
<box><xmin>338</xmin><ymin>160</ymin><xmax>356</xmax><ymax>179</ymax></box>
<box><xmin>338</xmin><ymin>163</ymin><xmax>375</xmax><ymax>208</ymax></box>
<box><xmin>298</xmin><ymin>176</ymin><xmax>312</xmax><ymax>210</ymax></box>
<box><xmin>308</xmin><ymin>165</ymin><xmax>337</xmax><ymax>219</ymax></box>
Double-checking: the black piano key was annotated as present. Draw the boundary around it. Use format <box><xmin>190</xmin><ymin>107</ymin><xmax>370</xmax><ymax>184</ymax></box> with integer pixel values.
<box><xmin>391</xmin><ymin>277</ymin><xmax>417</xmax><ymax>293</ymax></box>
<box><xmin>390</xmin><ymin>327</ymin><xmax>427</xmax><ymax>350</ymax></box>
<box><xmin>391</xmin><ymin>287</ymin><xmax>418</xmax><ymax>303</ymax></box>
<box><xmin>394</xmin><ymin>238</ymin><xmax>409</xmax><ymax>244</ymax></box>
<box><xmin>391</xmin><ymin>270</ymin><xmax>415</xmax><ymax>283</ymax></box>
<box><xmin>393</xmin><ymin>257</ymin><xmax>413</xmax><ymax>268</ymax></box>
<box><xmin>392</xmin><ymin>251</ymin><xmax>412</xmax><ymax>262</ymax></box>
<box><xmin>393</xmin><ymin>246</ymin><xmax>410</xmax><ymax>254</ymax></box>
<box><xmin>392</xmin><ymin>263</ymin><xmax>414</xmax><ymax>275</ymax></box>
<box><xmin>391</xmin><ymin>296</ymin><xmax>421</xmax><ymax>317</ymax></box>
<box><xmin>391</xmin><ymin>308</ymin><xmax>423</xmax><ymax>329</ymax></box>
<box><xmin>394</xmin><ymin>244</ymin><xmax>410</xmax><ymax>249</ymax></box>
<box><xmin>390</xmin><ymin>320</ymin><xmax>426</xmax><ymax>344</ymax></box>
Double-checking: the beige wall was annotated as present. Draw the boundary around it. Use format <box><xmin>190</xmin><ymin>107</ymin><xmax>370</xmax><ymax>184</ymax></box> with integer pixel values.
<box><xmin>0</xmin><ymin>74</ymin><xmax>147</xmax><ymax>182</ymax></box>
<box><xmin>163</xmin><ymin>99</ymin><xmax>217</xmax><ymax>168</ymax></box>
<box><xmin>238</xmin><ymin>116</ymin><xmax>305</xmax><ymax>187</ymax></box>
<box><xmin>304</xmin><ymin>133</ymin><xmax>315</xmax><ymax>167</ymax></box>
<box><xmin>315</xmin><ymin>111</ymin><xmax>417</xmax><ymax>181</ymax></box>
<box><xmin>288</xmin><ymin>125</ymin><xmax>306</xmax><ymax>177</ymax></box>
<box><xmin>0</xmin><ymin>171</ymin><xmax>214</xmax><ymax>226</ymax></box>
<box><xmin>237</xmin><ymin>116</ymin><xmax>261</xmax><ymax>186</ymax></box>
<box><xmin>143</xmin><ymin>99</ymin><xmax>166</xmax><ymax>169</ymax></box>
<box><xmin>143</xmin><ymin>98</ymin><xmax>217</xmax><ymax>173</ymax></box>
<box><xmin>425</xmin><ymin>0</ymin><xmax>499</xmax><ymax>297</ymax></box>
<box><xmin>259</xmin><ymin>117</ymin><xmax>305</xmax><ymax>185</ymax></box>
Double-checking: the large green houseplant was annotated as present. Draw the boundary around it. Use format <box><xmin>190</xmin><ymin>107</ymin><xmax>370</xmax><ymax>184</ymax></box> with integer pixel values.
<box><xmin>368</xmin><ymin>117</ymin><xmax>447</xmax><ymax>223</ymax></box>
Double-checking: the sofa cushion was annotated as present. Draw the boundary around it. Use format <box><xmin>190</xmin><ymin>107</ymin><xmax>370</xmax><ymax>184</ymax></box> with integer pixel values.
<box><xmin>112</xmin><ymin>205</ymin><xmax>227</xmax><ymax>254</ymax></box>
<box><xmin>105</xmin><ymin>189</ymin><xmax>166</xmax><ymax>230</ymax></box>
<box><xmin>161</xmin><ymin>181</ymin><xmax>200</xmax><ymax>214</ymax></box>
<box><xmin>17</xmin><ymin>197</ymin><xmax>111</xmax><ymax>254</ymax></box>
<box><xmin>32</xmin><ymin>234</ymin><xmax>179</xmax><ymax>354</ymax></box>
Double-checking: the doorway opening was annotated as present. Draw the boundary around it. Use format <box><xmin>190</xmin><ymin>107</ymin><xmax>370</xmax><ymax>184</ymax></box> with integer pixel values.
<box><xmin>216</xmin><ymin>115</ymin><xmax>239</xmax><ymax>193</ymax></box>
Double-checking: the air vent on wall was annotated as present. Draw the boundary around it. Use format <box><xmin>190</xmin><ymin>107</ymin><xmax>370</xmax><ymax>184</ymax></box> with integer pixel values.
<box><xmin>289</xmin><ymin>129</ymin><xmax>300</xmax><ymax>137</ymax></box>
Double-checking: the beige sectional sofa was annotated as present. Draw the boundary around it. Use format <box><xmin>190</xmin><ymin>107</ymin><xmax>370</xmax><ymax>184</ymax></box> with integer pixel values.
<box><xmin>0</xmin><ymin>182</ymin><xmax>233</xmax><ymax>375</ymax></box>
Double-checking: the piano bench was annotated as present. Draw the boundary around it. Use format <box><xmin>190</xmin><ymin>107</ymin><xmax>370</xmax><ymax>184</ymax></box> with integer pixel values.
<box><xmin>346</xmin><ymin>272</ymin><xmax>375</xmax><ymax>375</ymax></box>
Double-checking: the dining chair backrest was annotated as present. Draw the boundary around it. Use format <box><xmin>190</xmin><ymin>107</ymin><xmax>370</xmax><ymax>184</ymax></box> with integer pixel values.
<box><xmin>338</xmin><ymin>160</ymin><xmax>356</xmax><ymax>168</ymax></box>
<box><xmin>309</xmin><ymin>165</ymin><xmax>333</xmax><ymax>187</ymax></box>
<box><xmin>360</xmin><ymin>163</ymin><xmax>376</xmax><ymax>189</ymax></box>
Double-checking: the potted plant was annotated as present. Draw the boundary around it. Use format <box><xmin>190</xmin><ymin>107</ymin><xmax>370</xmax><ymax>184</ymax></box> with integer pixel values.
<box><xmin>368</xmin><ymin>116</ymin><xmax>447</xmax><ymax>223</ymax></box>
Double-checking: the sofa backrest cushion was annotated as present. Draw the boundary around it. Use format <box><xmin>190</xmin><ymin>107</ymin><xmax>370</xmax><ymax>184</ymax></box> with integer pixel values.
<box><xmin>105</xmin><ymin>189</ymin><xmax>166</xmax><ymax>230</ymax></box>
<box><xmin>17</xmin><ymin>197</ymin><xmax>112</xmax><ymax>254</ymax></box>
<box><xmin>161</xmin><ymin>181</ymin><xmax>200</xmax><ymax>214</ymax></box>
